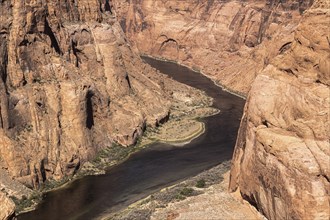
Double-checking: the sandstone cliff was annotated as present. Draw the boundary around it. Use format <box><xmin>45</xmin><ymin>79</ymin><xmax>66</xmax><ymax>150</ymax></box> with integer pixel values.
<box><xmin>115</xmin><ymin>0</ymin><xmax>330</xmax><ymax>219</ymax></box>
<box><xmin>0</xmin><ymin>0</ymin><xmax>201</xmax><ymax>215</ymax></box>
<box><xmin>1</xmin><ymin>0</ymin><xmax>329</xmax><ymax>219</ymax></box>
<box><xmin>229</xmin><ymin>0</ymin><xmax>330</xmax><ymax>219</ymax></box>
<box><xmin>114</xmin><ymin>0</ymin><xmax>314</xmax><ymax>94</ymax></box>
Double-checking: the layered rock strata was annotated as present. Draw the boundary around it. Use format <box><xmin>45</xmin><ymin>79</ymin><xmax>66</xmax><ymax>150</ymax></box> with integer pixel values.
<box><xmin>115</xmin><ymin>0</ymin><xmax>330</xmax><ymax>219</ymax></box>
<box><xmin>229</xmin><ymin>1</ymin><xmax>330</xmax><ymax>219</ymax></box>
<box><xmin>113</xmin><ymin>0</ymin><xmax>314</xmax><ymax>94</ymax></box>
<box><xmin>1</xmin><ymin>0</ymin><xmax>329</xmax><ymax>219</ymax></box>
<box><xmin>0</xmin><ymin>0</ymin><xmax>200</xmax><ymax>215</ymax></box>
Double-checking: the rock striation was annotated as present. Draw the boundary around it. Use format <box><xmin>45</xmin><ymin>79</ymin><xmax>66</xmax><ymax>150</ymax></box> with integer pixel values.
<box><xmin>1</xmin><ymin>0</ymin><xmax>329</xmax><ymax>219</ymax></box>
<box><xmin>113</xmin><ymin>0</ymin><xmax>314</xmax><ymax>94</ymax></box>
<box><xmin>0</xmin><ymin>0</ymin><xmax>195</xmax><ymax>199</ymax></box>
<box><xmin>115</xmin><ymin>0</ymin><xmax>330</xmax><ymax>219</ymax></box>
<box><xmin>229</xmin><ymin>1</ymin><xmax>330</xmax><ymax>219</ymax></box>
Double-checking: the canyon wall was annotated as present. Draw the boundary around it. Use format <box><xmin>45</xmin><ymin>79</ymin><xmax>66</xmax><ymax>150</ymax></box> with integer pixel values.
<box><xmin>229</xmin><ymin>0</ymin><xmax>330</xmax><ymax>219</ymax></box>
<box><xmin>1</xmin><ymin>0</ymin><xmax>328</xmax><ymax>219</ymax></box>
<box><xmin>114</xmin><ymin>0</ymin><xmax>314</xmax><ymax>94</ymax></box>
<box><xmin>0</xmin><ymin>0</ymin><xmax>199</xmax><ymax>215</ymax></box>
<box><xmin>116</xmin><ymin>0</ymin><xmax>330</xmax><ymax>219</ymax></box>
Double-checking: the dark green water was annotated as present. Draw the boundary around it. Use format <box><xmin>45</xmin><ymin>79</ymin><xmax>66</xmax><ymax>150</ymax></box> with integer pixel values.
<box><xmin>19</xmin><ymin>57</ymin><xmax>245</xmax><ymax>220</ymax></box>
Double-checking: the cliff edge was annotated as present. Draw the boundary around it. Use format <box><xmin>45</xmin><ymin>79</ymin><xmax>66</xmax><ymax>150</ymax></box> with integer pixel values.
<box><xmin>229</xmin><ymin>1</ymin><xmax>330</xmax><ymax>219</ymax></box>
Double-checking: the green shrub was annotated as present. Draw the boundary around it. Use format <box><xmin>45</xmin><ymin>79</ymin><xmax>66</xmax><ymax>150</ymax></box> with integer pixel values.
<box><xmin>196</xmin><ymin>179</ymin><xmax>206</xmax><ymax>188</ymax></box>
<box><xmin>180</xmin><ymin>187</ymin><xmax>194</xmax><ymax>196</ymax></box>
<box><xmin>12</xmin><ymin>192</ymin><xmax>42</xmax><ymax>213</ymax></box>
<box><xmin>175</xmin><ymin>194</ymin><xmax>185</xmax><ymax>200</ymax></box>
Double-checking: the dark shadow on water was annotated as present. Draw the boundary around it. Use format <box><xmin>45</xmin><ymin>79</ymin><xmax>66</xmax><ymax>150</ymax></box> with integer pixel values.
<box><xmin>18</xmin><ymin>57</ymin><xmax>245</xmax><ymax>220</ymax></box>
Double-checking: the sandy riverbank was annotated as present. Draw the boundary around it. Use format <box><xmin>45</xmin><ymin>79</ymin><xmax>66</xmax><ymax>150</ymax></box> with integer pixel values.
<box><xmin>78</xmin><ymin>83</ymin><xmax>219</xmax><ymax>176</ymax></box>
<box><xmin>105</xmin><ymin>162</ymin><xmax>265</xmax><ymax>220</ymax></box>
<box><xmin>14</xmin><ymin>61</ymin><xmax>218</xmax><ymax>216</ymax></box>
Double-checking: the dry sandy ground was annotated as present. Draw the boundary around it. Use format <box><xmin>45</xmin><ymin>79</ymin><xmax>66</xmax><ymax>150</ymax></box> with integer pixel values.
<box><xmin>139</xmin><ymin>89</ymin><xmax>219</xmax><ymax>147</ymax></box>
<box><xmin>151</xmin><ymin>172</ymin><xmax>265</xmax><ymax>220</ymax></box>
<box><xmin>108</xmin><ymin>162</ymin><xmax>266</xmax><ymax>220</ymax></box>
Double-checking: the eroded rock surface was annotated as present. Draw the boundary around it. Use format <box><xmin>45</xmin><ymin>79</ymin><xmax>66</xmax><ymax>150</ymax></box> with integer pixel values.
<box><xmin>0</xmin><ymin>191</ymin><xmax>15</xmax><ymax>220</ymax></box>
<box><xmin>0</xmin><ymin>0</ymin><xmax>196</xmax><ymax>197</ymax></box>
<box><xmin>116</xmin><ymin>0</ymin><xmax>330</xmax><ymax>219</ymax></box>
<box><xmin>114</xmin><ymin>0</ymin><xmax>313</xmax><ymax>94</ymax></box>
<box><xmin>229</xmin><ymin>1</ymin><xmax>330</xmax><ymax>219</ymax></box>
<box><xmin>1</xmin><ymin>0</ymin><xmax>329</xmax><ymax>219</ymax></box>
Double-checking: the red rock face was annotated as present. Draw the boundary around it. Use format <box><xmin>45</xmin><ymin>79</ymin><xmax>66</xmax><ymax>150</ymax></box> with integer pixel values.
<box><xmin>0</xmin><ymin>0</ymin><xmax>174</xmax><ymax>189</ymax></box>
<box><xmin>113</xmin><ymin>0</ymin><xmax>314</xmax><ymax>94</ymax></box>
<box><xmin>0</xmin><ymin>0</ymin><xmax>328</xmax><ymax>219</ymax></box>
<box><xmin>229</xmin><ymin>1</ymin><xmax>330</xmax><ymax>219</ymax></box>
<box><xmin>115</xmin><ymin>0</ymin><xmax>329</xmax><ymax>219</ymax></box>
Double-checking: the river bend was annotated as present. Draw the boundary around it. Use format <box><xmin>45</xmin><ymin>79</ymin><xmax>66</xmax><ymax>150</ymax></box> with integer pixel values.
<box><xmin>19</xmin><ymin>57</ymin><xmax>245</xmax><ymax>220</ymax></box>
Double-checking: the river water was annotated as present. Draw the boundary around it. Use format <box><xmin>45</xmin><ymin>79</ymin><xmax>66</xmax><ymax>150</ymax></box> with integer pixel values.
<box><xmin>19</xmin><ymin>57</ymin><xmax>245</xmax><ymax>220</ymax></box>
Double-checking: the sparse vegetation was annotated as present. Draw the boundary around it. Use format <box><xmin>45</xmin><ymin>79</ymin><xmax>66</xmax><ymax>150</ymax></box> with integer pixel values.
<box><xmin>108</xmin><ymin>161</ymin><xmax>231</xmax><ymax>219</ymax></box>
<box><xmin>179</xmin><ymin>187</ymin><xmax>194</xmax><ymax>196</ymax></box>
<box><xmin>7</xmin><ymin>57</ymin><xmax>220</xmax><ymax>218</ymax></box>
<box><xmin>175</xmin><ymin>194</ymin><xmax>185</xmax><ymax>200</ymax></box>
<box><xmin>42</xmin><ymin>176</ymin><xmax>70</xmax><ymax>191</ymax></box>
<box><xmin>196</xmin><ymin>179</ymin><xmax>206</xmax><ymax>188</ymax></box>
<box><xmin>11</xmin><ymin>192</ymin><xmax>42</xmax><ymax>213</ymax></box>
<box><xmin>88</xmin><ymin>143</ymin><xmax>143</xmax><ymax>173</ymax></box>
<box><xmin>173</xmin><ymin>187</ymin><xmax>196</xmax><ymax>201</ymax></box>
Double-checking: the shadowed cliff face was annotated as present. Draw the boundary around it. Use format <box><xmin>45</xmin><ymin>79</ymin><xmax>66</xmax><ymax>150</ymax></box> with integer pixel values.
<box><xmin>113</xmin><ymin>0</ymin><xmax>314</xmax><ymax>94</ymax></box>
<box><xmin>0</xmin><ymin>0</ymin><xmax>186</xmax><ymax>193</ymax></box>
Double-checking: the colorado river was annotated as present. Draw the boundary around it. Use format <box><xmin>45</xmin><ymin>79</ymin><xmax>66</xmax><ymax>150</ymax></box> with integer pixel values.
<box><xmin>19</xmin><ymin>57</ymin><xmax>245</xmax><ymax>220</ymax></box>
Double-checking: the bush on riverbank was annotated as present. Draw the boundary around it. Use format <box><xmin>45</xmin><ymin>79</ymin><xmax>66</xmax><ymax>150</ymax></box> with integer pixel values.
<box><xmin>196</xmin><ymin>179</ymin><xmax>206</xmax><ymax>188</ymax></box>
<box><xmin>11</xmin><ymin>192</ymin><xmax>42</xmax><ymax>213</ymax></box>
